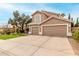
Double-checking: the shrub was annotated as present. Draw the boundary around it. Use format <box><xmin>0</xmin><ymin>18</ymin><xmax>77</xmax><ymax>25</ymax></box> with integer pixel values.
<box><xmin>3</xmin><ymin>28</ymin><xmax>11</xmax><ymax>34</ymax></box>
<box><xmin>72</xmin><ymin>29</ymin><xmax>79</xmax><ymax>41</ymax></box>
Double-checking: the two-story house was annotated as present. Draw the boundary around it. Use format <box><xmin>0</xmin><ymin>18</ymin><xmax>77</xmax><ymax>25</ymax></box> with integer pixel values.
<box><xmin>28</xmin><ymin>10</ymin><xmax>73</xmax><ymax>37</ymax></box>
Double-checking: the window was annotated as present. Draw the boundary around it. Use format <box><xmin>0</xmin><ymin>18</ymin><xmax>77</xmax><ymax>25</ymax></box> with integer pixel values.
<box><xmin>34</xmin><ymin>14</ymin><xmax>41</xmax><ymax>23</ymax></box>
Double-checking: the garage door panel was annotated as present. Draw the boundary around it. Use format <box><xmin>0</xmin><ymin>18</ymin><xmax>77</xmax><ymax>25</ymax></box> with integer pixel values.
<box><xmin>32</xmin><ymin>27</ymin><xmax>39</xmax><ymax>35</ymax></box>
<box><xmin>43</xmin><ymin>25</ymin><xmax>67</xmax><ymax>37</ymax></box>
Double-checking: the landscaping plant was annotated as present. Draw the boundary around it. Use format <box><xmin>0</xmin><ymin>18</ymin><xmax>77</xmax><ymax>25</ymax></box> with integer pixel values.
<box><xmin>72</xmin><ymin>29</ymin><xmax>79</xmax><ymax>42</ymax></box>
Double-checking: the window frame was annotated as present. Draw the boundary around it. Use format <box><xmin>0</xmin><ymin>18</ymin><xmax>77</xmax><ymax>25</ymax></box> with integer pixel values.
<box><xmin>34</xmin><ymin>14</ymin><xmax>41</xmax><ymax>24</ymax></box>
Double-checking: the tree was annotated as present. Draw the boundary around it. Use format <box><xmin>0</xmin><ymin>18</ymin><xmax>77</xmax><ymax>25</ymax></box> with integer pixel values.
<box><xmin>71</xmin><ymin>17</ymin><xmax>73</xmax><ymax>21</ymax></box>
<box><xmin>61</xmin><ymin>13</ymin><xmax>65</xmax><ymax>17</ymax></box>
<box><xmin>68</xmin><ymin>13</ymin><xmax>71</xmax><ymax>20</ymax></box>
<box><xmin>75</xmin><ymin>18</ymin><xmax>79</xmax><ymax>27</ymax></box>
<box><xmin>8</xmin><ymin>18</ymin><xmax>12</xmax><ymax>24</ymax></box>
<box><xmin>8</xmin><ymin>10</ymin><xmax>32</xmax><ymax>33</ymax></box>
<box><xmin>24</xmin><ymin>18</ymin><xmax>32</xmax><ymax>33</ymax></box>
<box><xmin>13</xmin><ymin>10</ymin><xmax>20</xmax><ymax>18</ymax></box>
<box><xmin>71</xmin><ymin>17</ymin><xmax>74</xmax><ymax>27</ymax></box>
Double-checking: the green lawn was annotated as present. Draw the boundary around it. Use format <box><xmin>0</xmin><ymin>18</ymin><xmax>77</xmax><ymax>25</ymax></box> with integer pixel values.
<box><xmin>0</xmin><ymin>33</ymin><xmax>27</xmax><ymax>40</ymax></box>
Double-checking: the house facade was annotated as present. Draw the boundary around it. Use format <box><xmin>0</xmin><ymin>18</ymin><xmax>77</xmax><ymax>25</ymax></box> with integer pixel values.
<box><xmin>28</xmin><ymin>10</ymin><xmax>72</xmax><ymax>37</ymax></box>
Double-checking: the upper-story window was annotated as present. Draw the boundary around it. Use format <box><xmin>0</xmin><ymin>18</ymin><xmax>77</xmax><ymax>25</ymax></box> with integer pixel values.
<box><xmin>34</xmin><ymin>14</ymin><xmax>41</xmax><ymax>24</ymax></box>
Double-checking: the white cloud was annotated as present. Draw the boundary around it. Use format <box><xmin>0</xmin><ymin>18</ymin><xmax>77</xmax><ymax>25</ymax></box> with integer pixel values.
<box><xmin>0</xmin><ymin>3</ymin><xmax>14</xmax><ymax>10</ymax></box>
<box><xmin>0</xmin><ymin>3</ymin><xmax>61</xmax><ymax>15</ymax></box>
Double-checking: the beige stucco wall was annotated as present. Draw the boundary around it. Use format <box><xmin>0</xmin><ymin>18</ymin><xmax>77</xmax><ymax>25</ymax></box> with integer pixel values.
<box><xmin>41</xmin><ymin>13</ymin><xmax>48</xmax><ymax>21</ymax></box>
<box><xmin>42</xmin><ymin>18</ymin><xmax>71</xmax><ymax>25</ymax></box>
<box><xmin>42</xmin><ymin>12</ymin><xmax>58</xmax><ymax>17</ymax></box>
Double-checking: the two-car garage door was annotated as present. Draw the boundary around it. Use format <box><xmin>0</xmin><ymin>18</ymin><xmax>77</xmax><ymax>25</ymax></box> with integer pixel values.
<box><xmin>42</xmin><ymin>25</ymin><xmax>67</xmax><ymax>37</ymax></box>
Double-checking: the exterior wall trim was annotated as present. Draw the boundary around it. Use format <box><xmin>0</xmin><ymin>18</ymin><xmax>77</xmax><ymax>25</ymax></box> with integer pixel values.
<box><xmin>28</xmin><ymin>26</ymin><xmax>32</xmax><ymax>34</ymax></box>
<box><xmin>41</xmin><ymin>24</ymin><xmax>68</xmax><ymax>26</ymax></box>
<box><xmin>39</xmin><ymin>26</ymin><xmax>43</xmax><ymax>35</ymax></box>
<box><xmin>67</xmin><ymin>24</ymin><xmax>72</xmax><ymax>36</ymax></box>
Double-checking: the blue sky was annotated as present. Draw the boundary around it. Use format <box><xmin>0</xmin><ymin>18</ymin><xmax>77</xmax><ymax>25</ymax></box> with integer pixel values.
<box><xmin>0</xmin><ymin>3</ymin><xmax>79</xmax><ymax>24</ymax></box>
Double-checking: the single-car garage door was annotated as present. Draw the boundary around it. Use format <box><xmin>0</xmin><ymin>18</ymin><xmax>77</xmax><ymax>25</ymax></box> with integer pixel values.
<box><xmin>43</xmin><ymin>25</ymin><xmax>67</xmax><ymax>37</ymax></box>
<box><xmin>32</xmin><ymin>27</ymin><xmax>39</xmax><ymax>35</ymax></box>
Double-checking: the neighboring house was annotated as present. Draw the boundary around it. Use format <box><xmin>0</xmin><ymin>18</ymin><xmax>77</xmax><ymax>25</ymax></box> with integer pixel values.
<box><xmin>28</xmin><ymin>10</ymin><xmax>73</xmax><ymax>37</ymax></box>
<box><xmin>0</xmin><ymin>25</ymin><xmax>4</xmax><ymax>34</ymax></box>
<box><xmin>0</xmin><ymin>28</ymin><xmax>4</xmax><ymax>32</ymax></box>
<box><xmin>0</xmin><ymin>24</ymin><xmax>14</xmax><ymax>34</ymax></box>
<box><xmin>7</xmin><ymin>24</ymin><xmax>13</xmax><ymax>28</ymax></box>
<box><xmin>0</xmin><ymin>27</ymin><xmax>4</xmax><ymax>34</ymax></box>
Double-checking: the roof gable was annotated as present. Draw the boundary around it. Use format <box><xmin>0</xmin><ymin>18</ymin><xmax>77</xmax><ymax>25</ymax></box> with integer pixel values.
<box><xmin>32</xmin><ymin>11</ymin><xmax>42</xmax><ymax>16</ymax></box>
<box><xmin>40</xmin><ymin>15</ymin><xmax>73</xmax><ymax>25</ymax></box>
<box><xmin>32</xmin><ymin>10</ymin><xmax>59</xmax><ymax>16</ymax></box>
<box><xmin>31</xmin><ymin>10</ymin><xmax>73</xmax><ymax>25</ymax></box>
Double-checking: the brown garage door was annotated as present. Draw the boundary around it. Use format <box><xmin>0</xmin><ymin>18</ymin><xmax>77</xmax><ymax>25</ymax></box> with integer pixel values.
<box><xmin>43</xmin><ymin>25</ymin><xmax>67</xmax><ymax>37</ymax></box>
<box><xmin>32</xmin><ymin>27</ymin><xmax>39</xmax><ymax>35</ymax></box>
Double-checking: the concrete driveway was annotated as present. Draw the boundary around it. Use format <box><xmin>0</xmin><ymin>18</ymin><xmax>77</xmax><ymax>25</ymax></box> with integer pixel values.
<box><xmin>0</xmin><ymin>35</ymin><xmax>75</xmax><ymax>56</ymax></box>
